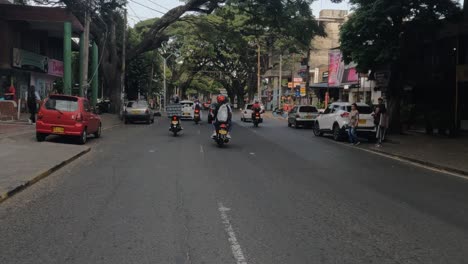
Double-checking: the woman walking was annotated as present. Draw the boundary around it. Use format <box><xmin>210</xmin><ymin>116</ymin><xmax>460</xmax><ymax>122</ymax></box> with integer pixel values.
<box><xmin>27</xmin><ymin>85</ymin><xmax>40</xmax><ymax>124</ymax></box>
<box><xmin>348</xmin><ymin>103</ymin><xmax>360</xmax><ymax>145</ymax></box>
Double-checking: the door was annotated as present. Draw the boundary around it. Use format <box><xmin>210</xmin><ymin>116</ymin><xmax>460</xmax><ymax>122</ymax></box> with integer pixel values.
<box><xmin>321</xmin><ymin>104</ymin><xmax>336</xmax><ymax>129</ymax></box>
<box><xmin>83</xmin><ymin>100</ymin><xmax>97</xmax><ymax>132</ymax></box>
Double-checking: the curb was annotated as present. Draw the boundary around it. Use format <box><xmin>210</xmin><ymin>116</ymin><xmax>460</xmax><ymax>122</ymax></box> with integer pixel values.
<box><xmin>0</xmin><ymin>147</ymin><xmax>91</xmax><ymax>204</ymax></box>
<box><xmin>360</xmin><ymin>147</ymin><xmax>468</xmax><ymax>178</ymax></box>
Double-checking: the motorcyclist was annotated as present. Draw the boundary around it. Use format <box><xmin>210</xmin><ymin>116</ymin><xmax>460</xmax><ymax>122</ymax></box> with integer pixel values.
<box><xmin>193</xmin><ymin>97</ymin><xmax>203</xmax><ymax>120</ymax></box>
<box><xmin>252</xmin><ymin>99</ymin><xmax>262</xmax><ymax>114</ymax></box>
<box><xmin>211</xmin><ymin>94</ymin><xmax>232</xmax><ymax>139</ymax></box>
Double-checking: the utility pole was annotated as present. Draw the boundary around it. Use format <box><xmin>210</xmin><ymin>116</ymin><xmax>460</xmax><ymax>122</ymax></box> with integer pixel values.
<box><xmin>278</xmin><ymin>53</ymin><xmax>282</xmax><ymax>109</ymax></box>
<box><xmin>120</xmin><ymin>8</ymin><xmax>127</xmax><ymax>117</ymax></box>
<box><xmin>257</xmin><ymin>43</ymin><xmax>261</xmax><ymax>101</ymax></box>
<box><xmin>80</xmin><ymin>1</ymin><xmax>91</xmax><ymax>97</ymax></box>
<box><xmin>161</xmin><ymin>53</ymin><xmax>175</xmax><ymax>112</ymax></box>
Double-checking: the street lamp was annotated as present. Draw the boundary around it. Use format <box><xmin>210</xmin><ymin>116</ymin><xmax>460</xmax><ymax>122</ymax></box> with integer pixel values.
<box><xmin>159</xmin><ymin>52</ymin><xmax>176</xmax><ymax>112</ymax></box>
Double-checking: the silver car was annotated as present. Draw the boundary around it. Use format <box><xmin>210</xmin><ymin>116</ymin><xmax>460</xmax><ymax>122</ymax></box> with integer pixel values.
<box><xmin>124</xmin><ymin>101</ymin><xmax>154</xmax><ymax>124</ymax></box>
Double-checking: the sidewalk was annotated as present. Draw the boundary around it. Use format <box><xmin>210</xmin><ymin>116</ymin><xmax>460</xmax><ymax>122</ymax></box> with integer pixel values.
<box><xmin>358</xmin><ymin>132</ymin><xmax>468</xmax><ymax>176</ymax></box>
<box><xmin>263</xmin><ymin>111</ymin><xmax>287</xmax><ymax>120</ymax></box>
<box><xmin>0</xmin><ymin>114</ymin><xmax>121</xmax><ymax>203</ymax></box>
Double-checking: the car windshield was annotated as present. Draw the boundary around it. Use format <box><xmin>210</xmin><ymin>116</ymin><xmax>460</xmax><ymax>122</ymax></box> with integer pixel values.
<box><xmin>246</xmin><ymin>104</ymin><xmax>253</xmax><ymax>110</ymax></box>
<box><xmin>127</xmin><ymin>101</ymin><xmax>147</xmax><ymax>108</ymax></box>
<box><xmin>45</xmin><ymin>97</ymin><xmax>78</xmax><ymax>112</ymax></box>
<box><xmin>299</xmin><ymin>106</ymin><xmax>318</xmax><ymax>113</ymax></box>
<box><xmin>346</xmin><ymin>105</ymin><xmax>373</xmax><ymax>114</ymax></box>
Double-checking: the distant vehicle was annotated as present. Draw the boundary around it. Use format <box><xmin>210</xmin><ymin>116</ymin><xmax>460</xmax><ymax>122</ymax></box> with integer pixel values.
<box><xmin>202</xmin><ymin>101</ymin><xmax>211</xmax><ymax>110</ymax></box>
<box><xmin>180</xmin><ymin>100</ymin><xmax>194</xmax><ymax>119</ymax></box>
<box><xmin>287</xmin><ymin>105</ymin><xmax>319</xmax><ymax>128</ymax></box>
<box><xmin>169</xmin><ymin>115</ymin><xmax>182</xmax><ymax>136</ymax></box>
<box><xmin>36</xmin><ymin>94</ymin><xmax>101</xmax><ymax>144</ymax></box>
<box><xmin>240</xmin><ymin>103</ymin><xmax>264</xmax><ymax>122</ymax></box>
<box><xmin>124</xmin><ymin>101</ymin><xmax>154</xmax><ymax>124</ymax></box>
<box><xmin>208</xmin><ymin>103</ymin><xmax>216</xmax><ymax>124</ymax></box>
<box><xmin>313</xmin><ymin>102</ymin><xmax>375</xmax><ymax>141</ymax></box>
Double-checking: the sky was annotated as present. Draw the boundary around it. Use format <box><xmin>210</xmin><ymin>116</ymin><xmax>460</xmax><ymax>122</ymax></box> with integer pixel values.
<box><xmin>126</xmin><ymin>0</ymin><xmax>351</xmax><ymax>26</ymax></box>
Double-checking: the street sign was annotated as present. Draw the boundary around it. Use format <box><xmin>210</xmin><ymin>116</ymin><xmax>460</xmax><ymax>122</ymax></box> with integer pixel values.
<box><xmin>300</xmin><ymin>87</ymin><xmax>306</xmax><ymax>97</ymax></box>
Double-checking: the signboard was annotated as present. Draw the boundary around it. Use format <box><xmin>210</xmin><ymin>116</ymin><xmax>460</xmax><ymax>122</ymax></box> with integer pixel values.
<box><xmin>13</xmin><ymin>48</ymin><xmax>48</xmax><ymax>73</ymax></box>
<box><xmin>294</xmin><ymin>77</ymin><xmax>303</xmax><ymax>82</ymax></box>
<box><xmin>328</xmin><ymin>50</ymin><xmax>343</xmax><ymax>86</ymax></box>
<box><xmin>300</xmin><ymin>87</ymin><xmax>306</xmax><ymax>97</ymax></box>
<box><xmin>48</xmin><ymin>59</ymin><xmax>64</xmax><ymax>77</ymax></box>
<box><xmin>375</xmin><ymin>71</ymin><xmax>391</xmax><ymax>88</ymax></box>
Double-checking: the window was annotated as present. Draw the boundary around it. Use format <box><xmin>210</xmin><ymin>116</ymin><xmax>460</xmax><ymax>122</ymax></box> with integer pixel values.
<box><xmin>299</xmin><ymin>106</ymin><xmax>318</xmax><ymax>113</ymax></box>
<box><xmin>127</xmin><ymin>101</ymin><xmax>135</xmax><ymax>108</ymax></box>
<box><xmin>246</xmin><ymin>104</ymin><xmax>253</xmax><ymax>110</ymax></box>
<box><xmin>290</xmin><ymin>107</ymin><xmax>298</xmax><ymax>113</ymax></box>
<box><xmin>45</xmin><ymin>96</ymin><xmax>78</xmax><ymax>112</ymax></box>
<box><xmin>346</xmin><ymin>105</ymin><xmax>373</xmax><ymax>114</ymax></box>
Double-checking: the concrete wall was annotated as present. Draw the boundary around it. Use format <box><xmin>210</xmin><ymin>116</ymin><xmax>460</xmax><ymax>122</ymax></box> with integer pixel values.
<box><xmin>309</xmin><ymin>10</ymin><xmax>348</xmax><ymax>83</ymax></box>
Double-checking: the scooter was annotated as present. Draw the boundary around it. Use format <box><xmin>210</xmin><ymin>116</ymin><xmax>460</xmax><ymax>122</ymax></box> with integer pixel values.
<box><xmin>194</xmin><ymin>108</ymin><xmax>201</xmax><ymax>125</ymax></box>
<box><xmin>169</xmin><ymin>115</ymin><xmax>182</xmax><ymax>136</ymax></box>
<box><xmin>252</xmin><ymin>112</ymin><xmax>261</xmax><ymax>127</ymax></box>
<box><xmin>213</xmin><ymin>123</ymin><xmax>230</xmax><ymax>147</ymax></box>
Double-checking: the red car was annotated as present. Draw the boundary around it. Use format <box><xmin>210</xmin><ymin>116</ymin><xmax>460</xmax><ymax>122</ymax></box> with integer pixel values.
<box><xmin>36</xmin><ymin>95</ymin><xmax>102</xmax><ymax>144</ymax></box>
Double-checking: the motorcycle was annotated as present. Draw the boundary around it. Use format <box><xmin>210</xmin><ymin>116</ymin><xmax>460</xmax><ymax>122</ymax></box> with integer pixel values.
<box><xmin>252</xmin><ymin>112</ymin><xmax>261</xmax><ymax>127</ymax></box>
<box><xmin>213</xmin><ymin>123</ymin><xmax>230</xmax><ymax>147</ymax></box>
<box><xmin>194</xmin><ymin>108</ymin><xmax>201</xmax><ymax>125</ymax></box>
<box><xmin>169</xmin><ymin>115</ymin><xmax>182</xmax><ymax>136</ymax></box>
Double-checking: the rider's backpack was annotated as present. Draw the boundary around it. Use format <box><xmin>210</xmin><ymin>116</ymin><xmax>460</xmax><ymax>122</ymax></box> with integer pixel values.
<box><xmin>217</xmin><ymin>104</ymin><xmax>229</xmax><ymax>122</ymax></box>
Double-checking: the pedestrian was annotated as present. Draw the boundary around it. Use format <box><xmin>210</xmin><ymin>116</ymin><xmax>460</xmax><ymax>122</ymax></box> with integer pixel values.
<box><xmin>374</xmin><ymin>97</ymin><xmax>388</xmax><ymax>147</ymax></box>
<box><xmin>27</xmin><ymin>85</ymin><xmax>40</xmax><ymax>124</ymax></box>
<box><xmin>348</xmin><ymin>103</ymin><xmax>360</xmax><ymax>145</ymax></box>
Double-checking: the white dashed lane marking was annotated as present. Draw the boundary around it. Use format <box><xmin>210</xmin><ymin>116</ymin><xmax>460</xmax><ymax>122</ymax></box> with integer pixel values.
<box><xmin>218</xmin><ymin>202</ymin><xmax>248</xmax><ymax>264</ymax></box>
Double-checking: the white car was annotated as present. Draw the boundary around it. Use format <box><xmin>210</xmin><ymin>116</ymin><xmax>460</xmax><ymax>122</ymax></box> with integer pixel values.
<box><xmin>313</xmin><ymin>102</ymin><xmax>376</xmax><ymax>141</ymax></box>
<box><xmin>287</xmin><ymin>105</ymin><xmax>319</xmax><ymax>128</ymax></box>
<box><xmin>241</xmin><ymin>103</ymin><xmax>265</xmax><ymax>122</ymax></box>
<box><xmin>180</xmin><ymin>100</ymin><xmax>194</xmax><ymax>119</ymax></box>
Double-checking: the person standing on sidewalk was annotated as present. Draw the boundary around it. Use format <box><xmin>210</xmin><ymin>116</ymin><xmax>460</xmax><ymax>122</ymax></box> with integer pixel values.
<box><xmin>348</xmin><ymin>103</ymin><xmax>360</xmax><ymax>145</ymax></box>
<box><xmin>27</xmin><ymin>85</ymin><xmax>40</xmax><ymax>124</ymax></box>
<box><xmin>374</xmin><ymin>97</ymin><xmax>388</xmax><ymax>147</ymax></box>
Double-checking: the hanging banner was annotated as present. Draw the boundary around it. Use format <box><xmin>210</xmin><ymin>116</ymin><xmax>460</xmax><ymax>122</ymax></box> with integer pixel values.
<box><xmin>328</xmin><ymin>50</ymin><xmax>344</xmax><ymax>86</ymax></box>
<box><xmin>12</xmin><ymin>48</ymin><xmax>48</xmax><ymax>73</ymax></box>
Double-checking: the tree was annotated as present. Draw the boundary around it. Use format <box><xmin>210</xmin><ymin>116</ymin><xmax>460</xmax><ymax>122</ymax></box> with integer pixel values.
<box><xmin>333</xmin><ymin>0</ymin><xmax>460</xmax><ymax>131</ymax></box>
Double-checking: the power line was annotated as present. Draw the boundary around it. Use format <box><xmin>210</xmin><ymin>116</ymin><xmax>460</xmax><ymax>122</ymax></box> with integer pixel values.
<box><xmin>128</xmin><ymin>0</ymin><xmax>166</xmax><ymax>15</ymax></box>
<box><xmin>143</xmin><ymin>0</ymin><xmax>170</xmax><ymax>11</ymax></box>
<box><xmin>128</xmin><ymin>4</ymin><xmax>143</xmax><ymax>22</ymax></box>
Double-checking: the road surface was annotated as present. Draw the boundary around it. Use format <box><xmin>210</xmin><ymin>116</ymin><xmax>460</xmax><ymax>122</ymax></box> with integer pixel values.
<box><xmin>1</xmin><ymin>113</ymin><xmax>467</xmax><ymax>264</ymax></box>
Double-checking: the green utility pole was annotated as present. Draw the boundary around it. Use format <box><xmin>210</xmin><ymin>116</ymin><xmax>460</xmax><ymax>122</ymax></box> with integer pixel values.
<box><xmin>79</xmin><ymin>32</ymin><xmax>84</xmax><ymax>93</ymax></box>
<box><xmin>91</xmin><ymin>42</ymin><xmax>99</xmax><ymax>107</ymax></box>
<box><xmin>63</xmin><ymin>22</ymin><xmax>72</xmax><ymax>95</ymax></box>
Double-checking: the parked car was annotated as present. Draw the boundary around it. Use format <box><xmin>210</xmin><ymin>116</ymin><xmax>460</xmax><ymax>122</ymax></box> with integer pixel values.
<box><xmin>287</xmin><ymin>105</ymin><xmax>319</xmax><ymax>128</ymax></box>
<box><xmin>240</xmin><ymin>103</ymin><xmax>265</xmax><ymax>122</ymax></box>
<box><xmin>313</xmin><ymin>102</ymin><xmax>375</xmax><ymax>141</ymax></box>
<box><xmin>36</xmin><ymin>94</ymin><xmax>101</xmax><ymax>144</ymax></box>
<box><xmin>180</xmin><ymin>100</ymin><xmax>194</xmax><ymax>119</ymax></box>
<box><xmin>124</xmin><ymin>101</ymin><xmax>154</xmax><ymax>124</ymax></box>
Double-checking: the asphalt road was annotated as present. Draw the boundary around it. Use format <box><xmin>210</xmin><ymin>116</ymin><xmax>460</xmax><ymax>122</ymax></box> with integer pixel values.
<box><xmin>1</xmin><ymin>113</ymin><xmax>468</xmax><ymax>264</ymax></box>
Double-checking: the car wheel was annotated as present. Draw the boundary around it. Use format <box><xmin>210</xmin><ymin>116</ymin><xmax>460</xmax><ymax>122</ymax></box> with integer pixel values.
<box><xmin>333</xmin><ymin>124</ymin><xmax>342</xmax><ymax>141</ymax></box>
<box><xmin>146</xmin><ymin>118</ymin><xmax>151</xmax><ymax>124</ymax></box>
<box><xmin>36</xmin><ymin>132</ymin><xmax>47</xmax><ymax>142</ymax></box>
<box><xmin>288</xmin><ymin>121</ymin><xmax>292</xmax><ymax>127</ymax></box>
<box><xmin>124</xmin><ymin>118</ymin><xmax>128</xmax><ymax>124</ymax></box>
<box><xmin>294</xmin><ymin>121</ymin><xmax>299</xmax><ymax>129</ymax></box>
<box><xmin>94</xmin><ymin>123</ymin><xmax>102</xmax><ymax>138</ymax></box>
<box><xmin>313</xmin><ymin>122</ymin><xmax>323</xmax><ymax>136</ymax></box>
<box><xmin>151</xmin><ymin>118</ymin><xmax>155</xmax><ymax>123</ymax></box>
<box><xmin>78</xmin><ymin>129</ymin><xmax>87</xmax><ymax>145</ymax></box>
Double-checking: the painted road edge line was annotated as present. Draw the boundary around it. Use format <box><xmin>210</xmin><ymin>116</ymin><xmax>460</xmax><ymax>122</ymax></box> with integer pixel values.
<box><xmin>218</xmin><ymin>202</ymin><xmax>248</xmax><ymax>264</ymax></box>
<box><xmin>334</xmin><ymin>140</ymin><xmax>468</xmax><ymax>181</ymax></box>
<box><xmin>0</xmin><ymin>147</ymin><xmax>91</xmax><ymax>204</ymax></box>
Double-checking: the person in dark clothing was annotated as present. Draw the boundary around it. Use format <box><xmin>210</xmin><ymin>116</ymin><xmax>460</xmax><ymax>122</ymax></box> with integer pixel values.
<box><xmin>27</xmin><ymin>85</ymin><xmax>39</xmax><ymax>124</ymax></box>
<box><xmin>374</xmin><ymin>97</ymin><xmax>388</xmax><ymax>147</ymax></box>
